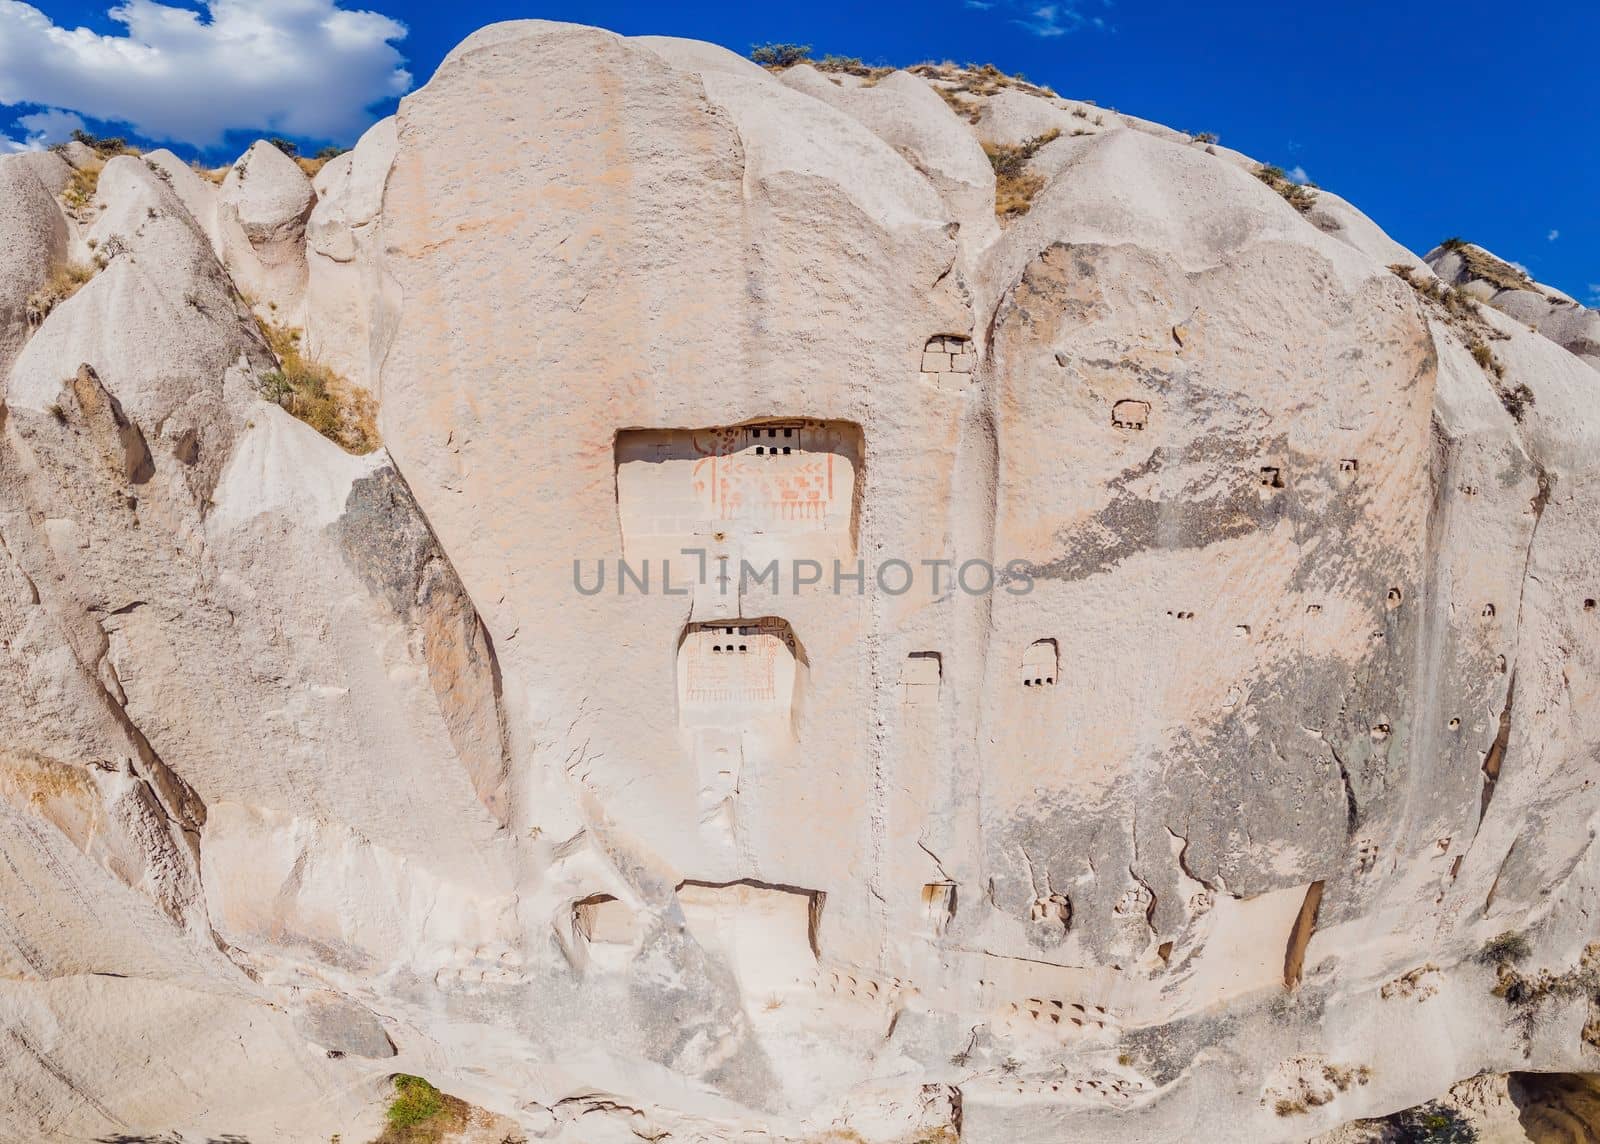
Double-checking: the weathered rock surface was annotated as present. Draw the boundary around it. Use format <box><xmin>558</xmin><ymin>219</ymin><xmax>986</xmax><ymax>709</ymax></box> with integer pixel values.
<box><xmin>216</xmin><ymin>139</ymin><xmax>315</xmax><ymax>317</ymax></box>
<box><xmin>1428</xmin><ymin>241</ymin><xmax>1600</xmax><ymax>373</ymax></box>
<box><xmin>3</xmin><ymin>18</ymin><xmax>1600</xmax><ymax>1144</ymax></box>
<box><xmin>0</xmin><ymin>155</ymin><xmax>69</xmax><ymax>374</ymax></box>
<box><xmin>304</xmin><ymin>116</ymin><xmax>397</xmax><ymax>392</ymax></box>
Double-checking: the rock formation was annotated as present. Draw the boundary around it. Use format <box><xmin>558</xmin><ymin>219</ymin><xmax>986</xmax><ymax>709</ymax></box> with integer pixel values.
<box><xmin>2</xmin><ymin>19</ymin><xmax>1599</xmax><ymax>1144</ymax></box>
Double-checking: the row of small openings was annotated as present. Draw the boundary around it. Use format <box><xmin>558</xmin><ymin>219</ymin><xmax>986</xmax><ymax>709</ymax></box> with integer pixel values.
<box><xmin>712</xmin><ymin>624</ymin><xmax>756</xmax><ymax>654</ymax></box>
<box><xmin>747</xmin><ymin>426</ymin><xmax>796</xmax><ymax>456</ymax></box>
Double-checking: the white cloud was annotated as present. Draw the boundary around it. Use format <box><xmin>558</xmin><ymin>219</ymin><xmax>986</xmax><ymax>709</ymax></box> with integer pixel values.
<box><xmin>1286</xmin><ymin>165</ymin><xmax>1311</xmax><ymax>185</ymax></box>
<box><xmin>1548</xmin><ymin>229</ymin><xmax>1560</xmax><ymax>241</ymax></box>
<box><xmin>19</xmin><ymin>106</ymin><xmax>84</xmax><ymax>144</ymax></box>
<box><xmin>974</xmin><ymin>0</ymin><xmax>1109</xmax><ymax>37</ymax></box>
<box><xmin>1588</xmin><ymin>285</ymin><xmax>1600</xmax><ymax>308</ymax></box>
<box><xmin>0</xmin><ymin>0</ymin><xmax>411</xmax><ymax>147</ymax></box>
<box><xmin>1</xmin><ymin>105</ymin><xmax>84</xmax><ymax>151</ymax></box>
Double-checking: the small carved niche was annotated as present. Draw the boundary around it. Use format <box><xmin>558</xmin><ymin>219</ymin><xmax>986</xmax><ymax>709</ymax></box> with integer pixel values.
<box><xmin>1585</xmin><ymin>598</ymin><xmax>1597</xmax><ymax>612</ymax></box>
<box><xmin>1021</xmin><ymin>639</ymin><xmax>1058</xmax><ymax>688</ymax></box>
<box><xmin>1111</xmin><ymin>399</ymin><xmax>1150</xmax><ymax>431</ymax></box>
<box><xmin>1337</xmin><ymin>458</ymin><xmax>1359</xmax><ymax>487</ymax></box>
<box><xmin>614</xmin><ymin>420</ymin><xmax>863</xmax><ymax>561</ymax></box>
<box><xmin>1481</xmin><ymin>603</ymin><xmax>1496</xmax><ymax>619</ymax></box>
<box><xmin>574</xmin><ymin>894</ymin><xmax>638</xmax><ymax>946</ymax></box>
<box><xmin>677</xmin><ymin>617</ymin><xmax>802</xmax><ymax>728</ymax></box>
<box><xmin>921</xmin><ymin>335</ymin><xmax>975</xmax><ymax>377</ymax></box>
<box><xmin>1387</xmin><ymin>588</ymin><xmax>1403</xmax><ymax>610</ymax></box>
<box><xmin>1258</xmin><ymin>465</ymin><xmax>1286</xmax><ymax>490</ymax></box>
<box><xmin>901</xmin><ymin>652</ymin><xmax>942</xmax><ymax>706</ymax></box>
<box><xmin>1028</xmin><ymin>893</ymin><xmax>1072</xmax><ymax>934</ymax></box>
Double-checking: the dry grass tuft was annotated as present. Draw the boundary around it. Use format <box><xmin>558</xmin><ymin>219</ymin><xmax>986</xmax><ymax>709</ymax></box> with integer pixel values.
<box><xmin>25</xmin><ymin>262</ymin><xmax>96</xmax><ymax>327</ymax></box>
<box><xmin>62</xmin><ymin>164</ymin><xmax>103</xmax><ymax>215</ymax></box>
<box><xmin>934</xmin><ymin>85</ymin><xmax>983</xmax><ymax>123</ymax></box>
<box><xmin>1388</xmin><ymin>263</ymin><xmax>1528</xmax><ymax>417</ymax></box>
<box><xmin>909</xmin><ymin>60</ymin><xmax>1058</xmax><ymax>100</ymax></box>
<box><xmin>813</xmin><ymin>54</ymin><xmax>894</xmax><ymax>80</ymax></box>
<box><xmin>984</xmin><ymin>128</ymin><xmax>1061</xmax><ymax>220</ymax></box>
<box><xmin>1254</xmin><ymin>164</ymin><xmax>1318</xmax><ymax>214</ymax></box>
<box><xmin>190</xmin><ymin>160</ymin><xmax>227</xmax><ymax>185</ymax></box>
<box><xmin>256</xmin><ymin>318</ymin><xmax>379</xmax><ymax>454</ymax></box>
<box><xmin>1438</xmin><ymin>238</ymin><xmax>1535</xmax><ymax>293</ymax></box>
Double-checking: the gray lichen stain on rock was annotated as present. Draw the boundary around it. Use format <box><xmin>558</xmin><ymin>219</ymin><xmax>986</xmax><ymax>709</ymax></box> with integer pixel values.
<box><xmin>335</xmin><ymin>467</ymin><xmax>511</xmax><ymax>824</ymax></box>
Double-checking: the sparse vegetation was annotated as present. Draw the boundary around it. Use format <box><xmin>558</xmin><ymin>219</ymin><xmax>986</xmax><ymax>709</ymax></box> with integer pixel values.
<box><xmin>373</xmin><ymin>1075</ymin><xmax>469</xmax><ymax>1144</ymax></box>
<box><xmin>933</xmin><ymin>86</ymin><xmax>982</xmax><ymax>123</ymax></box>
<box><xmin>1269</xmin><ymin>1061</ymin><xmax>1372</xmax><ymax>1116</ymax></box>
<box><xmin>68</xmin><ymin>128</ymin><xmax>133</xmax><ymax>156</ymax></box>
<box><xmin>255</xmin><ymin>318</ymin><xmax>379</xmax><ymax>454</ymax></box>
<box><xmin>1254</xmin><ymin>164</ymin><xmax>1318</xmax><ymax>214</ymax></box>
<box><xmin>1435</xmin><ymin>238</ymin><xmax>1535</xmax><ymax>292</ymax></box>
<box><xmin>1190</xmin><ymin>131</ymin><xmax>1219</xmax><ymax>144</ymax></box>
<box><xmin>984</xmin><ymin>128</ymin><xmax>1061</xmax><ymax>220</ymax></box>
<box><xmin>1388</xmin><ymin>265</ymin><xmax>1530</xmax><ymax>413</ymax></box>
<box><xmin>1486</xmin><ymin>941</ymin><xmax>1600</xmax><ymax>1049</ymax></box>
<box><xmin>62</xmin><ymin>163</ymin><xmax>102</xmax><ymax>214</ymax></box>
<box><xmin>814</xmin><ymin>54</ymin><xmax>893</xmax><ymax>79</ymax></box>
<box><xmin>190</xmin><ymin>159</ymin><xmax>227</xmax><ymax>185</ymax></box>
<box><xmin>267</xmin><ymin>136</ymin><xmax>299</xmax><ymax>158</ymax></box>
<box><xmin>1347</xmin><ymin>1101</ymin><xmax>1480</xmax><ymax>1143</ymax></box>
<box><xmin>314</xmin><ymin>145</ymin><xmax>347</xmax><ymax>161</ymax></box>
<box><xmin>910</xmin><ymin>60</ymin><xmax>1058</xmax><ymax>100</ymax></box>
<box><xmin>1499</xmin><ymin>382</ymin><xmax>1535</xmax><ymax>421</ymax></box>
<box><xmin>750</xmin><ymin>42</ymin><xmax>812</xmax><ymax>68</ymax></box>
<box><xmin>25</xmin><ymin>262</ymin><xmax>96</xmax><ymax>327</ymax></box>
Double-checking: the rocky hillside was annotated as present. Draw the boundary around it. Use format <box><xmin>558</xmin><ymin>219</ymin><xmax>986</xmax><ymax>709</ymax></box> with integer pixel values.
<box><xmin>2</xmin><ymin>19</ymin><xmax>1599</xmax><ymax>1144</ymax></box>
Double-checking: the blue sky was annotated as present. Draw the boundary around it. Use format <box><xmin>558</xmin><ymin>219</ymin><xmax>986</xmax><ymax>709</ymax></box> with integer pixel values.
<box><xmin>2</xmin><ymin>0</ymin><xmax>1594</xmax><ymax>302</ymax></box>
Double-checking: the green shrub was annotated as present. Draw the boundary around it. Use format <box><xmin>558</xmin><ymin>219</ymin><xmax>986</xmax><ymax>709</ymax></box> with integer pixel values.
<box><xmin>750</xmin><ymin>42</ymin><xmax>811</xmax><ymax>68</ymax></box>
<box><xmin>70</xmin><ymin>128</ymin><xmax>130</xmax><ymax>155</ymax></box>
<box><xmin>267</xmin><ymin>136</ymin><xmax>299</xmax><ymax>158</ymax></box>
<box><xmin>1394</xmin><ymin>1102</ymin><xmax>1479</xmax><ymax>1142</ymax></box>
<box><xmin>385</xmin><ymin>1075</ymin><xmax>442</xmax><ymax>1130</ymax></box>
<box><xmin>373</xmin><ymin>1074</ymin><xmax>472</xmax><ymax>1143</ymax></box>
